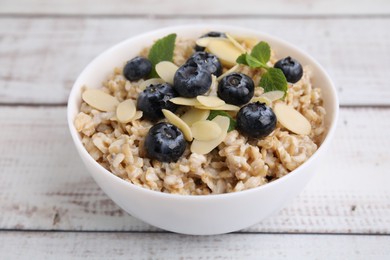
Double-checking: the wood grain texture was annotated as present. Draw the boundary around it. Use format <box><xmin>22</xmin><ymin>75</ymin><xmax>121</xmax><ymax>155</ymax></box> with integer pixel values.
<box><xmin>0</xmin><ymin>106</ymin><xmax>389</xmax><ymax>233</ymax></box>
<box><xmin>0</xmin><ymin>231</ymin><xmax>389</xmax><ymax>259</ymax></box>
<box><xmin>0</xmin><ymin>18</ymin><xmax>390</xmax><ymax>105</ymax></box>
<box><xmin>1</xmin><ymin>0</ymin><xmax>390</xmax><ymax>16</ymax></box>
<box><xmin>1</xmin><ymin>0</ymin><xmax>389</xmax><ymax>257</ymax></box>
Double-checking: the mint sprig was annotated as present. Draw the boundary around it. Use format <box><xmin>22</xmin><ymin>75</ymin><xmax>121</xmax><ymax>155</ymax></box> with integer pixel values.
<box><xmin>207</xmin><ymin>110</ymin><xmax>236</xmax><ymax>132</ymax></box>
<box><xmin>236</xmin><ymin>41</ymin><xmax>287</xmax><ymax>96</ymax></box>
<box><xmin>148</xmin><ymin>33</ymin><xmax>177</xmax><ymax>78</ymax></box>
<box><xmin>251</xmin><ymin>41</ymin><xmax>271</xmax><ymax>64</ymax></box>
<box><xmin>260</xmin><ymin>68</ymin><xmax>288</xmax><ymax>93</ymax></box>
<box><xmin>237</xmin><ymin>53</ymin><xmax>264</xmax><ymax>68</ymax></box>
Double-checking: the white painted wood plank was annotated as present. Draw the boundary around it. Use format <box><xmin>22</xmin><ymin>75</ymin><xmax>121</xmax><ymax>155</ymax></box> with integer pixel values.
<box><xmin>0</xmin><ymin>231</ymin><xmax>389</xmax><ymax>259</ymax></box>
<box><xmin>0</xmin><ymin>18</ymin><xmax>389</xmax><ymax>105</ymax></box>
<box><xmin>0</xmin><ymin>106</ymin><xmax>389</xmax><ymax>233</ymax></box>
<box><xmin>1</xmin><ymin>0</ymin><xmax>389</xmax><ymax>15</ymax></box>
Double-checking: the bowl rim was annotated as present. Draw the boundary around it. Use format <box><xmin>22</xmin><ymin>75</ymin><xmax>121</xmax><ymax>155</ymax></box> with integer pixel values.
<box><xmin>67</xmin><ymin>24</ymin><xmax>339</xmax><ymax>201</ymax></box>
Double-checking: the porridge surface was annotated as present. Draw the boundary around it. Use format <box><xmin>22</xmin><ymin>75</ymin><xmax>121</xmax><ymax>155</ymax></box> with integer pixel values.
<box><xmin>74</xmin><ymin>37</ymin><xmax>326</xmax><ymax>195</ymax></box>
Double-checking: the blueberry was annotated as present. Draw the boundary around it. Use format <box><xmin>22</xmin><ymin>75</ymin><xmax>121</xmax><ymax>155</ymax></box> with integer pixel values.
<box><xmin>173</xmin><ymin>63</ymin><xmax>212</xmax><ymax>98</ymax></box>
<box><xmin>217</xmin><ymin>72</ymin><xmax>254</xmax><ymax>106</ymax></box>
<box><xmin>201</xmin><ymin>31</ymin><xmax>227</xmax><ymax>38</ymax></box>
<box><xmin>186</xmin><ymin>52</ymin><xmax>222</xmax><ymax>77</ymax></box>
<box><xmin>274</xmin><ymin>56</ymin><xmax>303</xmax><ymax>83</ymax></box>
<box><xmin>123</xmin><ymin>56</ymin><xmax>152</xmax><ymax>81</ymax></box>
<box><xmin>195</xmin><ymin>31</ymin><xmax>227</xmax><ymax>52</ymax></box>
<box><xmin>236</xmin><ymin>102</ymin><xmax>277</xmax><ymax>138</ymax></box>
<box><xmin>144</xmin><ymin>122</ymin><xmax>187</xmax><ymax>162</ymax></box>
<box><xmin>136</xmin><ymin>83</ymin><xmax>178</xmax><ymax>121</ymax></box>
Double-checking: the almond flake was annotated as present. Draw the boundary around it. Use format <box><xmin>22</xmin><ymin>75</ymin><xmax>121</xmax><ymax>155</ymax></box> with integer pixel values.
<box><xmin>195</xmin><ymin>37</ymin><xmax>230</xmax><ymax>48</ymax></box>
<box><xmin>274</xmin><ymin>103</ymin><xmax>311</xmax><ymax>135</ymax></box>
<box><xmin>196</xmin><ymin>95</ymin><xmax>225</xmax><ymax>108</ymax></box>
<box><xmin>191</xmin><ymin>120</ymin><xmax>221</xmax><ymax>141</ymax></box>
<box><xmin>191</xmin><ymin>116</ymin><xmax>229</xmax><ymax>155</ymax></box>
<box><xmin>207</xmin><ymin>40</ymin><xmax>243</xmax><ymax>67</ymax></box>
<box><xmin>195</xmin><ymin>103</ymin><xmax>240</xmax><ymax>111</ymax></box>
<box><xmin>116</xmin><ymin>99</ymin><xmax>136</xmax><ymax>123</ymax></box>
<box><xmin>233</xmin><ymin>36</ymin><xmax>259</xmax><ymax>49</ymax></box>
<box><xmin>162</xmin><ymin>109</ymin><xmax>193</xmax><ymax>141</ymax></box>
<box><xmin>226</xmin><ymin>33</ymin><xmax>247</xmax><ymax>53</ymax></box>
<box><xmin>207</xmin><ymin>74</ymin><xmax>218</xmax><ymax>96</ymax></box>
<box><xmin>260</xmin><ymin>90</ymin><xmax>285</xmax><ymax>102</ymax></box>
<box><xmin>132</xmin><ymin>111</ymin><xmax>143</xmax><ymax>121</ymax></box>
<box><xmin>155</xmin><ymin>61</ymin><xmax>178</xmax><ymax>85</ymax></box>
<box><xmin>217</xmin><ymin>64</ymin><xmax>239</xmax><ymax>81</ymax></box>
<box><xmin>139</xmin><ymin>78</ymin><xmax>165</xmax><ymax>90</ymax></box>
<box><xmin>180</xmin><ymin>108</ymin><xmax>210</xmax><ymax>127</ymax></box>
<box><xmin>250</xmin><ymin>96</ymin><xmax>272</xmax><ymax>105</ymax></box>
<box><xmin>82</xmin><ymin>89</ymin><xmax>119</xmax><ymax>112</ymax></box>
<box><xmin>169</xmin><ymin>97</ymin><xmax>201</xmax><ymax>106</ymax></box>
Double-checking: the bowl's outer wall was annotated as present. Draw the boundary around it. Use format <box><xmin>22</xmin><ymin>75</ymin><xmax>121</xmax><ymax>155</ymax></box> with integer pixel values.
<box><xmin>68</xmin><ymin>25</ymin><xmax>339</xmax><ymax>235</ymax></box>
<box><xmin>80</xmin><ymin>149</ymin><xmax>322</xmax><ymax>235</ymax></box>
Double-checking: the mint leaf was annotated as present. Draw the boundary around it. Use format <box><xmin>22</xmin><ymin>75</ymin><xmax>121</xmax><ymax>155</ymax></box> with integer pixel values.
<box><xmin>236</xmin><ymin>54</ymin><xmax>249</xmax><ymax>65</ymax></box>
<box><xmin>148</xmin><ymin>33</ymin><xmax>176</xmax><ymax>78</ymax></box>
<box><xmin>207</xmin><ymin>110</ymin><xmax>237</xmax><ymax>132</ymax></box>
<box><xmin>260</xmin><ymin>68</ymin><xmax>288</xmax><ymax>95</ymax></box>
<box><xmin>245</xmin><ymin>54</ymin><xmax>264</xmax><ymax>68</ymax></box>
<box><xmin>236</xmin><ymin>53</ymin><xmax>263</xmax><ymax>68</ymax></box>
<box><xmin>251</xmin><ymin>41</ymin><xmax>271</xmax><ymax>64</ymax></box>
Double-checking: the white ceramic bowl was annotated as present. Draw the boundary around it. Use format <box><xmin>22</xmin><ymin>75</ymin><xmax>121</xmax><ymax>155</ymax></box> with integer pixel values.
<box><xmin>67</xmin><ymin>25</ymin><xmax>339</xmax><ymax>235</ymax></box>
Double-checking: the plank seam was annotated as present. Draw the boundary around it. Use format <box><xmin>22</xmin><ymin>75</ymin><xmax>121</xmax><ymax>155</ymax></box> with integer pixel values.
<box><xmin>1</xmin><ymin>13</ymin><xmax>390</xmax><ymax>19</ymax></box>
<box><xmin>0</xmin><ymin>229</ymin><xmax>389</xmax><ymax>236</ymax></box>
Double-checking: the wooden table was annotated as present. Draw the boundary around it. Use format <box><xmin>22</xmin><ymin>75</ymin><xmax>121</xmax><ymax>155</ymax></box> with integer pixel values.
<box><xmin>1</xmin><ymin>0</ymin><xmax>390</xmax><ymax>258</ymax></box>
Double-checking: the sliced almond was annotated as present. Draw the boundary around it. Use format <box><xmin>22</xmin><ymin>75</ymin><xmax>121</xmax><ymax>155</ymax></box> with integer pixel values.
<box><xmin>116</xmin><ymin>99</ymin><xmax>136</xmax><ymax>123</ymax></box>
<box><xmin>207</xmin><ymin>74</ymin><xmax>218</xmax><ymax>96</ymax></box>
<box><xmin>195</xmin><ymin>37</ymin><xmax>230</xmax><ymax>48</ymax></box>
<box><xmin>139</xmin><ymin>78</ymin><xmax>165</xmax><ymax>90</ymax></box>
<box><xmin>191</xmin><ymin>120</ymin><xmax>221</xmax><ymax>141</ymax></box>
<box><xmin>226</xmin><ymin>33</ymin><xmax>247</xmax><ymax>53</ymax></box>
<box><xmin>260</xmin><ymin>90</ymin><xmax>285</xmax><ymax>102</ymax></box>
<box><xmin>162</xmin><ymin>109</ymin><xmax>193</xmax><ymax>141</ymax></box>
<box><xmin>233</xmin><ymin>36</ymin><xmax>259</xmax><ymax>50</ymax></box>
<box><xmin>217</xmin><ymin>64</ymin><xmax>239</xmax><ymax>81</ymax></box>
<box><xmin>196</xmin><ymin>95</ymin><xmax>225</xmax><ymax>108</ymax></box>
<box><xmin>195</xmin><ymin>103</ymin><xmax>240</xmax><ymax>111</ymax></box>
<box><xmin>244</xmin><ymin>38</ymin><xmax>260</xmax><ymax>49</ymax></box>
<box><xmin>132</xmin><ymin>111</ymin><xmax>143</xmax><ymax>121</ymax></box>
<box><xmin>155</xmin><ymin>61</ymin><xmax>178</xmax><ymax>85</ymax></box>
<box><xmin>274</xmin><ymin>103</ymin><xmax>311</xmax><ymax>135</ymax></box>
<box><xmin>111</xmin><ymin>111</ymin><xmax>141</xmax><ymax>122</ymax></box>
<box><xmin>191</xmin><ymin>116</ymin><xmax>229</xmax><ymax>155</ymax></box>
<box><xmin>207</xmin><ymin>40</ymin><xmax>243</xmax><ymax>67</ymax></box>
<box><xmin>82</xmin><ymin>89</ymin><xmax>119</xmax><ymax>112</ymax></box>
<box><xmin>169</xmin><ymin>97</ymin><xmax>201</xmax><ymax>106</ymax></box>
<box><xmin>211</xmin><ymin>74</ymin><xmax>218</xmax><ymax>86</ymax></box>
<box><xmin>180</xmin><ymin>108</ymin><xmax>210</xmax><ymax>127</ymax></box>
<box><xmin>250</xmin><ymin>96</ymin><xmax>272</xmax><ymax>106</ymax></box>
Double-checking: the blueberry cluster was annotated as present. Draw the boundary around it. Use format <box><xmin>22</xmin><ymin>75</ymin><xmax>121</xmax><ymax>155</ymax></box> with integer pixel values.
<box><xmin>173</xmin><ymin>51</ymin><xmax>222</xmax><ymax>97</ymax></box>
<box><xmin>122</xmin><ymin>32</ymin><xmax>305</xmax><ymax>162</ymax></box>
<box><xmin>139</xmin><ymin>49</ymin><xmax>225</xmax><ymax>161</ymax></box>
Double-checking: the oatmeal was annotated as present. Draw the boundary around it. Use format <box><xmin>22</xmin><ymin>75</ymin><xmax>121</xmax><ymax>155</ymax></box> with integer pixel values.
<box><xmin>74</xmin><ymin>32</ymin><xmax>326</xmax><ymax>195</ymax></box>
